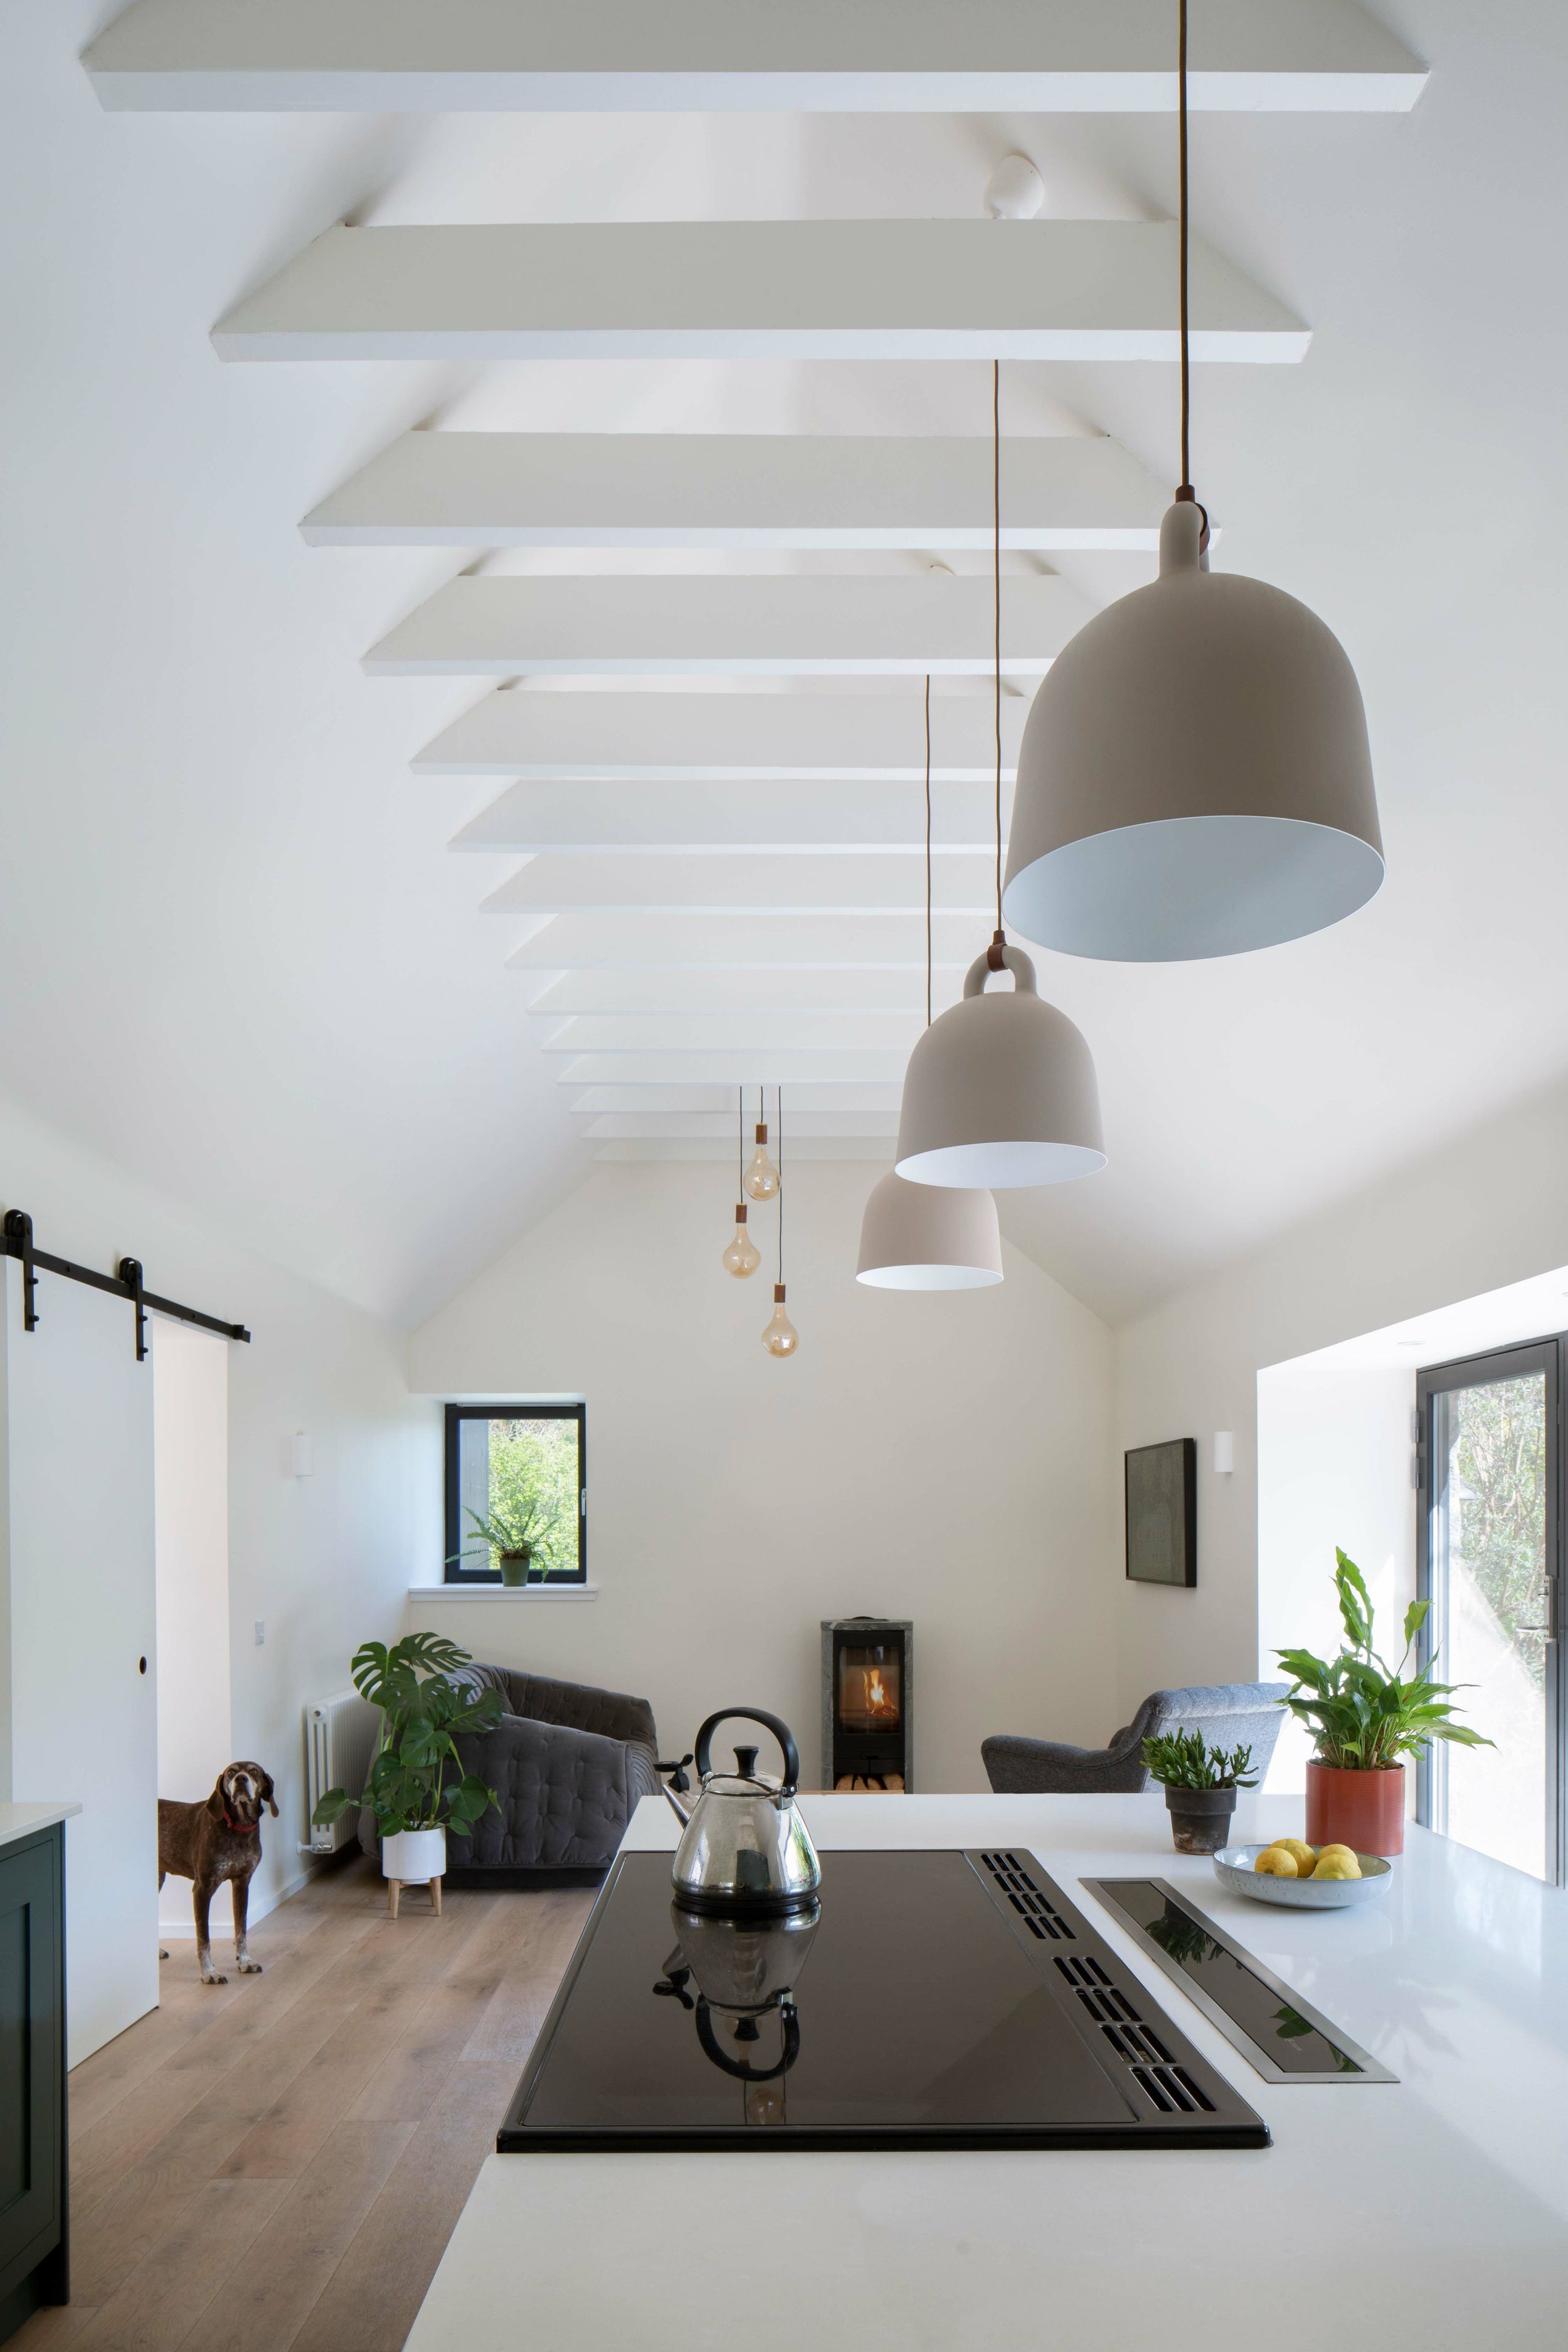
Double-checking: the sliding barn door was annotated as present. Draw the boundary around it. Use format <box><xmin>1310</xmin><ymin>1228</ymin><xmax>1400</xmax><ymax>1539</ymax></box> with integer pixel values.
<box><xmin>3</xmin><ymin>1260</ymin><xmax>159</xmax><ymax>2062</ymax></box>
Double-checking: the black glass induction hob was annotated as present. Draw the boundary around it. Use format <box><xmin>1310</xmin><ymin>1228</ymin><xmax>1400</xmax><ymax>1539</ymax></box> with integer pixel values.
<box><xmin>497</xmin><ymin>1849</ymin><xmax>1269</xmax><ymax>2152</ymax></box>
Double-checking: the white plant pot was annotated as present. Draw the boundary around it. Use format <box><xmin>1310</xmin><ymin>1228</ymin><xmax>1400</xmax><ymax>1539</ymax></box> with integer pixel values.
<box><xmin>383</xmin><ymin>1825</ymin><xmax>446</xmax><ymax>1885</ymax></box>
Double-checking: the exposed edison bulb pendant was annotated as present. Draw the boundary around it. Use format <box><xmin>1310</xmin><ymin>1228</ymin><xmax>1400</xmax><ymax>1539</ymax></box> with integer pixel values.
<box><xmin>761</xmin><ymin>1283</ymin><xmax>799</xmax><ymax>1358</ymax></box>
<box><xmin>743</xmin><ymin>1123</ymin><xmax>781</xmax><ymax>1202</ymax></box>
<box><xmin>721</xmin><ymin>1203</ymin><xmax>761</xmax><ymax>1279</ymax></box>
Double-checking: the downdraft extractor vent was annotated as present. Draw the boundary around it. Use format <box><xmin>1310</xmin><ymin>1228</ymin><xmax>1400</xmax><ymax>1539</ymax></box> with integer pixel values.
<box><xmin>1054</xmin><ymin>1954</ymin><xmax>1214</xmax><ymax>2116</ymax></box>
<box><xmin>979</xmin><ymin>1851</ymin><xmax>1076</xmax><ymax>1941</ymax></box>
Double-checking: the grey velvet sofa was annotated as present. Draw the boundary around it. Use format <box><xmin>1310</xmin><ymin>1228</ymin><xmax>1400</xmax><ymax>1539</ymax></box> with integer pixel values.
<box><xmin>360</xmin><ymin>1660</ymin><xmax>662</xmax><ymax>1878</ymax></box>
<box><xmin>982</xmin><ymin>1682</ymin><xmax>1291</xmax><ymax>1796</ymax></box>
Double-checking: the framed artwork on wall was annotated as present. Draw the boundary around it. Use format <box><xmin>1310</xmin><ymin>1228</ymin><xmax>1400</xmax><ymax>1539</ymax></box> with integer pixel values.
<box><xmin>1125</xmin><ymin>1438</ymin><xmax>1197</xmax><ymax>1587</ymax></box>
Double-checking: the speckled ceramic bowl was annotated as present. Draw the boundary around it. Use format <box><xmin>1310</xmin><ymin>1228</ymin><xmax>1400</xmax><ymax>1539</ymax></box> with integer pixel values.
<box><xmin>1213</xmin><ymin>1843</ymin><xmax>1393</xmax><ymax>1909</ymax></box>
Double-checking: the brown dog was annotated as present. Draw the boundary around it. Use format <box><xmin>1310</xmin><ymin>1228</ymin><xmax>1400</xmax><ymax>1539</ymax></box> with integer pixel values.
<box><xmin>159</xmin><ymin>1762</ymin><xmax>277</xmax><ymax>1984</ymax></box>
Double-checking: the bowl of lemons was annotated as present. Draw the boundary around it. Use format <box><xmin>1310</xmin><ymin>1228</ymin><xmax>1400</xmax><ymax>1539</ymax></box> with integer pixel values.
<box><xmin>1212</xmin><ymin>1838</ymin><xmax>1393</xmax><ymax>1909</ymax></box>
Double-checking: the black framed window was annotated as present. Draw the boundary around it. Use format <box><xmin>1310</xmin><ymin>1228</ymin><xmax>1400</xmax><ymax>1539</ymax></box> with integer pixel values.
<box><xmin>1417</xmin><ymin>1338</ymin><xmax>1561</xmax><ymax>1884</ymax></box>
<box><xmin>443</xmin><ymin>1404</ymin><xmax>586</xmax><ymax>1586</ymax></box>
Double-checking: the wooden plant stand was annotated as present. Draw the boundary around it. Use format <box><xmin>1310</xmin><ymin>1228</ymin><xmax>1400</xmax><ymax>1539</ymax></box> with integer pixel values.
<box><xmin>387</xmin><ymin>1874</ymin><xmax>442</xmax><ymax>1919</ymax></box>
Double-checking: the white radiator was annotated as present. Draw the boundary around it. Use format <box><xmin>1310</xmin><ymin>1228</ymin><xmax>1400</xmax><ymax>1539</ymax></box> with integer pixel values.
<box><xmin>304</xmin><ymin>1692</ymin><xmax>381</xmax><ymax>1854</ymax></box>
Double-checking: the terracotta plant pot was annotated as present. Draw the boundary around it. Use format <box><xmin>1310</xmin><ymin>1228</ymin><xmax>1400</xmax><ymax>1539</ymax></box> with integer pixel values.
<box><xmin>1163</xmin><ymin>1783</ymin><xmax>1238</xmax><ymax>1855</ymax></box>
<box><xmin>498</xmin><ymin>1549</ymin><xmax>533</xmax><ymax>1588</ymax></box>
<box><xmin>1305</xmin><ymin>1761</ymin><xmax>1405</xmax><ymax>1857</ymax></box>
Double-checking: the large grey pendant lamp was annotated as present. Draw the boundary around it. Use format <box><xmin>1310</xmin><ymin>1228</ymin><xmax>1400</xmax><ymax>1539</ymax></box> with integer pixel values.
<box><xmin>895</xmin><ymin>374</ymin><xmax>1105</xmax><ymax>1192</ymax></box>
<box><xmin>1000</xmin><ymin>0</ymin><xmax>1383</xmax><ymax>963</ymax></box>
<box><xmin>858</xmin><ymin>681</ymin><xmax>1004</xmax><ymax>1287</ymax></box>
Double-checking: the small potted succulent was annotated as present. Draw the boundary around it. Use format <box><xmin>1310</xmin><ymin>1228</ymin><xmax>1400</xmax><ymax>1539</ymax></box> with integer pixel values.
<box><xmin>1278</xmin><ymin>1549</ymin><xmax>1491</xmax><ymax>1856</ymax></box>
<box><xmin>447</xmin><ymin>1495</ymin><xmax>563</xmax><ymax>1587</ymax></box>
<box><xmin>1143</xmin><ymin>1729</ymin><xmax>1260</xmax><ymax>1854</ymax></box>
<box><xmin>312</xmin><ymin>1632</ymin><xmax>503</xmax><ymax>1904</ymax></box>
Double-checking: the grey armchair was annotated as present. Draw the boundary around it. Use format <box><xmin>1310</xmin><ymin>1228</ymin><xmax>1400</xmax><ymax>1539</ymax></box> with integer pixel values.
<box><xmin>982</xmin><ymin>1682</ymin><xmax>1291</xmax><ymax>1796</ymax></box>
<box><xmin>359</xmin><ymin>1660</ymin><xmax>662</xmax><ymax>1877</ymax></box>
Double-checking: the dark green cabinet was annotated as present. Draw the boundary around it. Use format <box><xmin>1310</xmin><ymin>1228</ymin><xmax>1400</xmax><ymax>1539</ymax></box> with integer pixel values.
<box><xmin>0</xmin><ymin>1825</ymin><xmax>67</xmax><ymax>2345</ymax></box>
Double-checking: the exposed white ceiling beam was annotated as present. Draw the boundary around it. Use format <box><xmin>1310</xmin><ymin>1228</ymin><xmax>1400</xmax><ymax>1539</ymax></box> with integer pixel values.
<box><xmin>532</xmin><ymin>970</ymin><xmax>944</xmax><ymax>1015</ymax></box>
<box><xmin>507</xmin><ymin>914</ymin><xmax>982</xmax><ymax>969</ymax></box>
<box><xmin>417</xmin><ymin>688</ymin><xmax>1027</xmax><ymax>780</ymax></box>
<box><xmin>567</xmin><ymin>1084</ymin><xmax>903</xmax><ymax>1115</ymax></box>
<box><xmin>85</xmin><ymin>0</ymin><xmax>1426</xmax><ymax>114</ymax></box>
<box><xmin>593</xmin><ymin>1136</ymin><xmax>894</xmax><ymax>1162</ymax></box>
<box><xmin>453</xmin><ymin>779</ymin><xmax>1010</xmax><ymax>856</ymax></box>
<box><xmin>213</xmin><ymin>223</ymin><xmax>1308</xmax><ymax>364</ymax></box>
<box><xmin>304</xmin><ymin>432</ymin><xmax>1167</xmax><ymax>551</ymax></box>
<box><xmin>558</xmin><ymin>1053</ymin><xmax>910</xmax><ymax>1087</ymax></box>
<box><xmin>584</xmin><ymin>1112</ymin><xmax>896</xmax><ymax>1141</ymax></box>
<box><xmin>484</xmin><ymin>856</ymin><xmax>995</xmax><ymax>916</ymax></box>
<box><xmin>543</xmin><ymin>1013</ymin><xmax>923</xmax><ymax>1055</ymax></box>
<box><xmin>366</xmin><ymin>574</ymin><xmax>1084</xmax><ymax>677</ymax></box>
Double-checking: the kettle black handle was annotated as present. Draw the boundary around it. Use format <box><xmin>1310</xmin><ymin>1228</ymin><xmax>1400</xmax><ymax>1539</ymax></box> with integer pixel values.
<box><xmin>694</xmin><ymin>1708</ymin><xmax>800</xmax><ymax>1798</ymax></box>
<box><xmin>694</xmin><ymin>1997</ymin><xmax>801</xmax><ymax>2082</ymax></box>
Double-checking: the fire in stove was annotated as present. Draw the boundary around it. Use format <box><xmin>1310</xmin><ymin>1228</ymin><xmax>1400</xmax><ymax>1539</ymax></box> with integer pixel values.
<box><xmin>839</xmin><ymin>1652</ymin><xmax>901</xmax><ymax>1732</ymax></box>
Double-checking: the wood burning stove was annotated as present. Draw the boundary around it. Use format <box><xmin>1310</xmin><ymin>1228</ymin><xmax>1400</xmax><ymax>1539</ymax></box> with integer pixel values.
<box><xmin>820</xmin><ymin>1617</ymin><xmax>913</xmax><ymax>1792</ymax></box>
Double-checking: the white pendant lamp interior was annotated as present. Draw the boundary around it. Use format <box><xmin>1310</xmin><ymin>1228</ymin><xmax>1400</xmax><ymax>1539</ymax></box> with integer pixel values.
<box><xmin>1001</xmin><ymin>0</ymin><xmax>1382</xmax><ymax>964</ymax></box>
<box><xmin>894</xmin><ymin>371</ymin><xmax>1105</xmax><ymax>1192</ymax></box>
<box><xmin>857</xmin><ymin>679</ymin><xmax>1004</xmax><ymax>1288</ymax></box>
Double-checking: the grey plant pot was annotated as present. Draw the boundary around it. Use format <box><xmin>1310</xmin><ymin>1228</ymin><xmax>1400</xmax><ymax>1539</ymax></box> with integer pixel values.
<box><xmin>499</xmin><ymin>1550</ymin><xmax>534</xmax><ymax>1588</ymax></box>
<box><xmin>1163</xmin><ymin>1783</ymin><xmax>1239</xmax><ymax>1855</ymax></box>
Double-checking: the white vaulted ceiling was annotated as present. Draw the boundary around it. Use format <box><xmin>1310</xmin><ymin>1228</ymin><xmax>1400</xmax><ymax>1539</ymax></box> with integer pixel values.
<box><xmin>6</xmin><ymin>1</ymin><xmax>1568</xmax><ymax>1325</ymax></box>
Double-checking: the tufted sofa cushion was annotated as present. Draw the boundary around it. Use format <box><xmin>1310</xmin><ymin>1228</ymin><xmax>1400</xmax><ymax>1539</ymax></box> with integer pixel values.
<box><xmin>359</xmin><ymin>1661</ymin><xmax>660</xmax><ymax>1875</ymax></box>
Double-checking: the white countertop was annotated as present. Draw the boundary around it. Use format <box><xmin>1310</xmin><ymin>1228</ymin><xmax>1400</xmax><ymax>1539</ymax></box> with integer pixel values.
<box><xmin>408</xmin><ymin>1791</ymin><xmax>1568</xmax><ymax>2351</ymax></box>
<box><xmin>0</xmin><ymin>1799</ymin><xmax>80</xmax><ymax>1852</ymax></box>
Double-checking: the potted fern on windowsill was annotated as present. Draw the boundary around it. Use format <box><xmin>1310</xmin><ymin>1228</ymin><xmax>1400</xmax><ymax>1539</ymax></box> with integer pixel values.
<box><xmin>1278</xmin><ymin>1549</ymin><xmax>1492</xmax><ymax>1857</ymax></box>
<box><xmin>448</xmin><ymin>1496</ymin><xmax>564</xmax><ymax>1587</ymax></box>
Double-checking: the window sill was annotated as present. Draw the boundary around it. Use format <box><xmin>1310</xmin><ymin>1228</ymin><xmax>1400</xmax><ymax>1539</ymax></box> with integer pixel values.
<box><xmin>408</xmin><ymin>1584</ymin><xmax>598</xmax><ymax>1603</ymax></box>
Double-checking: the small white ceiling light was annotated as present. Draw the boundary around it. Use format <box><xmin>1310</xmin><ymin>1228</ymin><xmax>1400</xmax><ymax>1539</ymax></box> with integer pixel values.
<box><xmin>857</xmin><ymin>1170</ymin><xmax>1002</xmax><ymax>1290</ymax></box>
<box><xmin>893</xmin><ymin>371</ymin><xmax>1105</xmax><ymax>1192</ymax></box>
<box><xmin>858</xmin><ymin>679</ymin><xmax>1005</xmax><ymax>1286</ymax></box>
<box><xmin>1001</xmin><ymin>0</ymin><xmax>1383</xmax><ymax>964</ymax></box>
<box><xmin>984</xmin><ymin>154</ymin><xmax>1046</xmax><ymax>221</ymax></box>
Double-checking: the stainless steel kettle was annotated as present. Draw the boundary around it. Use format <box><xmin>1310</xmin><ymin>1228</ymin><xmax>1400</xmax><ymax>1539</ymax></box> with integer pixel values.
<box><xmin>663</xmin><ymin>1708</ymin><xmax>821</xmax><ymax>1915</ymax></box>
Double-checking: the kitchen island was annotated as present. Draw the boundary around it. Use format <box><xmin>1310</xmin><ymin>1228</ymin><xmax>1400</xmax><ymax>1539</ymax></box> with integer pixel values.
<box><xmin>406</xmin><ymin>1791</ymin><xmax>1567</xmax><ymax>2350</ymax></box>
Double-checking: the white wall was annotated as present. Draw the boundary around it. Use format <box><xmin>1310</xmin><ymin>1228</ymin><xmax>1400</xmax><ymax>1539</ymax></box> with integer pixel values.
<box><xmin>154</xmin><ymin>1320</ymin><xmax>232</xmax><ymax>1932</ymax></box>
<box><xmin>1256</xmin><ymin>1360</ymin><xmax>1415</xmax><ymax>1793</ymax></box>
<box><xmin>0</xmin><ymin>1088</ymin><xmax>442</xmax><ymax>1942</ymax></box>
<box><xmin>409</xmin><ymin>1160</ymin><xmax>1118</xmax><ymax>1792</ymax></box>
<box><xmin>1112</xmin><ymin>1071</ymin><xmax>1568</xmax><ymax>1722</ymax></box>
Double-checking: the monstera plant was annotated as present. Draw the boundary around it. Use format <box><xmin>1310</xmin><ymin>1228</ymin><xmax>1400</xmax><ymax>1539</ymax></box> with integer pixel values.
<box><xmin>312</xmin><ymin>1631</ymin><xmax>502</xmax><ymax>1841</ymax></box>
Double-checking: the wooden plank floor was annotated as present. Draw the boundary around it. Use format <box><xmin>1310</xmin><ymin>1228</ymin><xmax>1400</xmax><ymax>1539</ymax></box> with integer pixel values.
<box><xmin>14</xmin><ymin>1858</ymin><xmax>593</xmax><ymax>2352</ymax></box>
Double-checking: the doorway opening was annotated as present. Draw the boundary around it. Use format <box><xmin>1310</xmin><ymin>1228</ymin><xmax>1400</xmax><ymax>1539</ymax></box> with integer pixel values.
<box><xmin>153</xmin><ymin>1320</ymin><xmax>231</xmax><ymax>1939</ymax></box>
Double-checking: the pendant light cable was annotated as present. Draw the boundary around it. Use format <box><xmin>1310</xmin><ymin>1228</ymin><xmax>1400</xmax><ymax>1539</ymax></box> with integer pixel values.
<box><xmin>924</xmin><ymin>673</ymin><xmax>933</xmax><ymax>1029</ymax></box>
<box><xmin>776</xmin><ymin>1089</ymin><xmax>785</xmax><ymax>1283</ymax></box>
<box><xmin>992</xmin><ymin>358</ymin><xmax>1004</xmax><ymax>949</ymax></box>
<box><xmin>1178</xmin><ymin>0</ymin><xmax>1191</xmax><ymax>497</ymax></box>
<box><xmin>738</xmin><ymin>1084</ymin><xmax>743</xmax><ymax>1194</ymax></box>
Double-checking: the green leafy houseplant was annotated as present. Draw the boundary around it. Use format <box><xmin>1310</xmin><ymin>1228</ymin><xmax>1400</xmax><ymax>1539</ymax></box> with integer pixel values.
<box><xmin>1142</xmin><ymin>1730</ymin><xmax>1260</xmax><ymax>1791</ymax></box>
<box><xmin>312</xmin><ymin>1633</ymin><xmax>504</xmax><ymax>1840</ymax></box>
<box><xmin>1277</xmin><ymin>1549</ymin><xmax>1494</xmax><ymax>1771</ymax></box>
<box><xmin>447</xmin><ymin>1497</ymin><xmax>564</xmax><ymax>1586</ymax></box>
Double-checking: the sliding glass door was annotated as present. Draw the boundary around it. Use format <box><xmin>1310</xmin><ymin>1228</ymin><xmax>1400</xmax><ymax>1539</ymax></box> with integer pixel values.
<box><xmin>1417</xmin><ymin>1340</ymin><xmax>1561</xmax><ymax>1883</ymax></box>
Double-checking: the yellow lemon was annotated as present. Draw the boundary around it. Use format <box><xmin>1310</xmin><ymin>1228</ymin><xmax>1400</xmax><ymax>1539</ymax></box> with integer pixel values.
<box><xmin>1270</xmin><ymin>1839</ymin><xmax>1318</xmax><ymax>1878</ymax></box>
<box><xmin>1254</xmin><ymin>1846</ymin><xmax>1299</xmax><ymax>1877</ymax></box>
<box><xmin>1312</xmin><ymin>1852</ymin><xmax>1362</xmax><ymax>1880</ymax></box>
<box><xmin>1318</xmin><ymin>1843</ymin><xmax>1356</xmax><ymax>1862</ymax></box>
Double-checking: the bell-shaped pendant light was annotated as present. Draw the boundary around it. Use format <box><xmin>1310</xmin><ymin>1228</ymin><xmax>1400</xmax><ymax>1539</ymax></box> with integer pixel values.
<box><xmin>858</xmin><ymin>679</ymin><xmax>1005</xmax><ymax>1280</ymax></box>
<box><xmin>1002</xmin><ymin>1</ymin><xmax>1382</xmax><ymax>963</ymax></box>
<box><xmin>892</xmin><ymin>378</ymin><xmax>1104</xmax><ymax>1193</ymax></box>
<box><xmin>857</xmin><ymin>1170</ymin><xmax>1002</xmax><ymax>1288</ymax></box>
<box><xmin>896</xmin><ymin>938</ymin><xmax>1103</xmax><ymax>1187</ymax></box>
